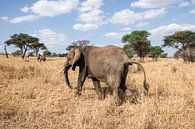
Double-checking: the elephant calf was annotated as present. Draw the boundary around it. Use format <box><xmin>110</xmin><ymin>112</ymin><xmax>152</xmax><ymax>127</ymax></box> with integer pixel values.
<box><xmin>63</xmin><ymin>45</ymin><xmax>149</xmax><ymax>105</ymax></box>
<box><xmin>37</xmin><ymin>55</ymin><xmax>46</xmax><ymax>62</ymax></box>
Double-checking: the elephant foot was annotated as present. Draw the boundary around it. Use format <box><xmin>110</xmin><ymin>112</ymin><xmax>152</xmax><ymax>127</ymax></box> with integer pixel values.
<box><xmin>97</xmin><ymin>93</ymin><xmax>105</xmax><ymax>100</ymax></box>
<box><xmin>74</xmin><ymin>91</ymin><xmax>81</xmax><ymax>97</ymax></box>
<box><xmin>115</xmin><ymin>98</ymin><xmax>123</xmax><ymax>106</ymax></box>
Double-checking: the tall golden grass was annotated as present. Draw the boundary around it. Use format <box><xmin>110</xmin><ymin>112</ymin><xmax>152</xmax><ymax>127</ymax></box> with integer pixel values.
<box><xmin>0</xmin><ymin>56</ymin><xmax>194</xmax><ymax>129</ymax></box>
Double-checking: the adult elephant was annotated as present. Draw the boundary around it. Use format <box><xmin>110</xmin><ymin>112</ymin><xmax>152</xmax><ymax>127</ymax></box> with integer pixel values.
<box><xmin>63</xmin><ymin>45</ymin><xmax>149</xmax><ymax>105</ymax></box>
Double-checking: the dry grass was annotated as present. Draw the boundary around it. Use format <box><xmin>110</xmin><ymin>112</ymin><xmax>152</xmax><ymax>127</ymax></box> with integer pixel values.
<box><xmin>0</xmin><ymin>56</ymin><xmax>194</xmax><ymax>129</ymax></box>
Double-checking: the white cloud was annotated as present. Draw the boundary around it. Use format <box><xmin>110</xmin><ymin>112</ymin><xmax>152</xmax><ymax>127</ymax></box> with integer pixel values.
<box><xmin>79</xmin><ymin>10</ymin><xmax>104</xmax><ymax>23</ymax></box>
<box><xmin>103</xmin><ymin>32</ymin><xmax>124</xmax><ymax>39</ymax></box>
<box><xmin>130</xmin><ymin>0</ymin><xmax>179</xmax><ymax>9</ymax></box>
<box><xmin>73</xmin><ymin>23</ymin><xmax>98</xmax><ymax>31</ymax></box>
<box><xmin>30</xmin><ymin>0</ymin><xmax>79</xmax><ymax>17</ymax></box>
<box><xmin>190</xmin><ymin>8</ymin><xmax>195</xmax><ymax>13</ymax></box>
<box><xmin>0</xmin><ymin>16</ymin><xmax>9</xmax><ymax>20</ymax></box>
<box><xmin>110</xmin><ymin>8</ymin><xmax>167</xmax><ymax>25</ymax></box>
<box><xmin>9</xmin><ymin>0</ymin><xmax>79</xmax><ymax>24</ymax></box>
<box><xmin>178</xmin><ymin>1</ymin><xmax>190</xmax><ymax>7</ymax></box>
<box><xmin>9</xmin><ymin>15</ymin><xmax>39</xmax><ymax>24</ymax></box>
<box><xmin>150</xmin><ymin>23</ymin><xmax>195</xmax><ymax>37</ymax></box>
<box><xmin>79</xmin><ymin>0</ymin><xmax>103</xmax><ymax>12</ymax></box>
<box><xmin>143</xmin><ymin>8</ymin><xmax>167</xmax><ymax>19</ymax></box>
<box><xmin>192</xmin><ymin>0</ymin><xmax>195</xmax><ymax>3</ymax></box>
<box><xmin>135</xmin><ymin>22</ymin><xmax>148</xmax><ymax>27</ymax></box>
<box><xmin>21</xmin><ymin>6</ymin><xmax>30</xmax><ymax>13</ymax></box>
<box><xmin>31</xmin><ymin>29</ymin><xmax>67</xmax><ymax>47</ymax></box>
<box><xmin>121</xmin><ymin>27</ymin><xmax>132</xmax><ymax>31</ymax></box>
<box><xmin>74</xmin><ymin>0</ymin><xmax>104</xmax><ymax>31</ymax></box>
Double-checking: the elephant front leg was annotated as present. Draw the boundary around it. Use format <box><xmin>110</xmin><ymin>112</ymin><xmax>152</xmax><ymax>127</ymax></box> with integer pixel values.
<box><xmin>75</xmin><ymin>68</ymin><xmax>87</xmax><ymax>97</ymax></box>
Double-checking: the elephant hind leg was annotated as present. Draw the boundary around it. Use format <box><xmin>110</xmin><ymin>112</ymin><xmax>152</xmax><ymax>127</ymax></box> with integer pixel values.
<box><xmin>113</xmin><ymin>86</ymin><xmax>123</xmax><ymax>106</ymax></box>
<box><xmin>92</xmin><ymin>77</ymin><xmax>104</xmax><ymax>100</ymax></box>
<box><xmin>108</xmin><ymin>75</ymin><xmax>123</xmax><ymax>106</ymax></box>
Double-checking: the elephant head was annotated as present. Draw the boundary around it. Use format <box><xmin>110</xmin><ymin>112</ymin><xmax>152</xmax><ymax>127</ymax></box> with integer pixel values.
<box><xmin>64</xmin><ymin>48</ymin><xmax>82</xmax><ymax>88</ymax></box>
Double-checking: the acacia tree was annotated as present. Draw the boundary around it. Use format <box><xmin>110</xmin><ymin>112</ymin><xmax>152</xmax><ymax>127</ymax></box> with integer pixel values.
<box><xmin>122</xmin><ymin>30</ymin><xmax>151</xmax><ymax>60</ymax></box>
<box><xmin>163</xmin><ymin>31</ymin><xmax>195</xmax><ymax>62</ymax></box>
<box><xmin>43</xmin><ymin>50</ymin><xmax>51</xmax><ymax>56</ymax></box>
<box><xmin>123</xmin><ymin>44</ymin><xmax>134</xmax><ymax>58</ymax></box>
<box><xmin>148</xmin><ymin>46</ymin><xmax>164</xmax><ymax>61</ymax></box>
<box><xmin>5</xmin><ymin>33</ymin><xmax>45</xmax><ymax>59</ymax></box>
<box><xmin>4</xmin><ymin>45</ymin><xmax>9</xmax><ymax>58</ymax></box>
<box><xmin>31</xmin><ymin>42</ymin><xmax>47</xmax><ymax>56</ymax></box>
<box><xmin>66</xmin><ymin>40</ymin><xmax>90</xmax><ymax>50</ymax></box>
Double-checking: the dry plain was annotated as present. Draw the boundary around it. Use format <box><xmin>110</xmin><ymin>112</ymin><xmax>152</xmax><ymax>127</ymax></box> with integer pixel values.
<box><xmin>0</xmin><ymin>56</ymin><xmax>194</xmax><ymax>129</ymax></box>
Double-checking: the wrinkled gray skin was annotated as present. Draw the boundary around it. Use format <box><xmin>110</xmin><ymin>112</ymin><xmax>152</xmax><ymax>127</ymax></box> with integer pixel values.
<box><xmin>64</xmin><ymin>45</ymin><xmax>149</xmax><ymax>105</ymax></box>
<box><xmin>37</xmin><ymin>55</ymin><xmax>46</xmax><ymax>62</ymax></box>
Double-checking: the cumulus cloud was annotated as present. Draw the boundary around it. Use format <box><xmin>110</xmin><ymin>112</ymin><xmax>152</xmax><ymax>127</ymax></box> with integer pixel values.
<box><xmin>73</xmin><ymin>23</ymin><xmax>98</xmax><ymax>31</ymax></box>
<box><xmin>190</xmin><ymin>8</ymin><xmax>195</xmax><ymax>13</ymax></box>
<box><xmin>150</xmin><ymin>23</ymin><xmax>195</xmax><ymax>37</ymax></box>
<box><xmin>9</xmin><ymin>0</ymin><xmax>79</xmax><ymax>24</ymax></box>
<box><xmin>0</xmin><ymin>16</ymin><xmax>9</xmax><ymax>20</ymax></box>
<box><xmin>79</xmin><ymin>10</ymin><xmax>104</xmax><ymax>23</ymax></box>
<box><xmin>79</xmin><ymin>0</ymin><xmax>103</xmax><ymax>12</ymax></box>
<box><xmin>21</xmin><ymin>6</ymin><xmax>30</xmax><ymax>13</ymax></box>
<box><xmin>30</xmin><ymin>0</ymin><xmax>78</xmax><ymax>17</ymax></box>
<box><xmin>130</xmin><ymin>0</ymin><xmax>179</xmax><ymax>9</ymax></box>
<box><xmin>178</xmin><ymin>1</ymin><xmax>190</xmax><ymax>7</ymax></box>
<box><xmin>103</xmin><ymin>32</ymin><xmax>124</xmax><ymax>39</ymax></box>
<box><xmin>9</xmin><ymin>15</ymin><xmax>39</xmax><ymax>24</ymax></box>
<box><xmin>110</xmin><ymin>8</ymin><xmax>167</xmax><ymax>25</ymax></box>
<box><xmin>136</xmin><ymin>22</ymin><xmax>148</xmax><ymax>27</ymax></box>
<box><xmin>121</xmin><ymin>27</ymin><xmax>132</xmax><ymax>31</ymax></box>
<box><xmin>73</xmin><ymin>0</ymin><xmax>104</xmax><ymax>31</ymax></box>
<box><xmin>31</xmin><ymin>29</ymin><xmax>67</xmax><ymax>47</ymax></box>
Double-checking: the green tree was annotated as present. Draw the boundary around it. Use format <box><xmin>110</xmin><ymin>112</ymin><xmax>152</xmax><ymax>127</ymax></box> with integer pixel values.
<box><xmin>148</xmin><ymin>46</ymin><xmax>164</xmax><ymax>61</ymax></box>
<box><xmin>5</xmin><ymin>33</ymin><xmax>42</xmax><ymax>59</ymax></box>
<box><xmin>11</xmin><ymin>50</ymin><xmax>22</xmax><ymax>56</ymax></box>
<box><xmin>160</xmin><ymin>53</ymin><xmax>168</xmax><ymax>58</ymax></box>
<box><xmin>31</xmin><ymin>42</ymin><xmax>47</xmax><ymax>56</ymax></box>
<box><xmin>58</xmin><ymin>53</ymin><xmax>67</xmax><ymax>57</ymax></box>
<box><xmin>66</xmin><ymin>40</ymin><xmax>90</xmax><ymax>50</ymax></box>
<box><xmin>4</xmin><ymin>45</ymin><xmax>9</xmax><ymax>58</ymax></box>
<box><xmin>51</xmin><ymin>52</ymin><xmax>57</xmax><ymax>57</ymax></box>
<box><xmin>163</xmin><ymin>31</ymin><xmax>195</xmax><ymax>62</ymax></box>
<box><xmin>174</xmin><ymin>49</ymin><xmax>182</xmax><ymax>59</ymax></box>
<box><xmin>122</xmin><ymin>30</ymin><xmax>151</xmax><ymax>60</ymax></box>
<box><xmin>66</xmin><ymin>44</ymin><xmax>78</xmax><ymax>51</ymax></box>
<box><xmin>43</xmin><ymin>50</ymin><xmax>51</xmax><ymax>56</ymax></box>
<box><xmin>123</xmin><ymin>44</ymin><xmax>133</xmax><ymax>58</ymax></box>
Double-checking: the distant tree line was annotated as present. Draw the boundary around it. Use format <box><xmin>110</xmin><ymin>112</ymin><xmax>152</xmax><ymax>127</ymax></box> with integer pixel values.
<box><xmin>4</xmin><ymin>33</ymin><xmax>67</xmax><ymax>58</ymax></box>
<box><xmin>163</xmin><ymin>31</ymin><xmax>195</xmax><ymax>62</ymax></box>
<box><xmin>4</xmin><ymin>33</ymin><xmax>47</xmax><ymax>59</ymax></box>
<box><xmin>66</xmin><ymin>40</ymin><xmax>90</xmax><ymax>50</ymax></box>
<box><xmin>122</xmin><ymin>30</ymin><xmax>167</xmax><ymax>61</ymax></box>
<box><xmin>4</xmin><ymin>31</ymin><xmax>195</xmax><ymax>62</ymax></box>
<box><xmin>122</xmin><ymin>30</ymin><xmax>195</xmax><ymax>62</ymax></box>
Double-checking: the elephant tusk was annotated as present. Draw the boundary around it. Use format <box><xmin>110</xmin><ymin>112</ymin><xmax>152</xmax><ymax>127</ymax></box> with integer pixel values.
<box><xmin>55</xmin><ymin>66</ymin><xmax>65</xmax><ymax>75</ymax></box>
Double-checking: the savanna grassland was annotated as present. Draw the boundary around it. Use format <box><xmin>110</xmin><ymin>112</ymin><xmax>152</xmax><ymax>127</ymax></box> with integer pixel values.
<box><xmin>0</xmin><ymin>55</ymin><xmax>194</xmax><ymax>129</ymax></box>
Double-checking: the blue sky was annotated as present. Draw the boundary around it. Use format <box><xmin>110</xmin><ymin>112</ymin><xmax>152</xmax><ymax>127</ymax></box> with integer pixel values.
<box><xmin>0</xmin><ymin>0</ymin><xmax>195</xmax><ymax>55</ymax></box>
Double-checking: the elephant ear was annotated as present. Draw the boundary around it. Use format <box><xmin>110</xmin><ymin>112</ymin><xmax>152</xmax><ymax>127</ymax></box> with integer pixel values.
<box><xmin>72</xmin><ymin>48</ymin><xmax>81</xmax><ymax>70</ymax></box>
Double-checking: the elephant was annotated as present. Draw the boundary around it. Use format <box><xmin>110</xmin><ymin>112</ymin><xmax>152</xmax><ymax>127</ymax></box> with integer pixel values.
<box><xmin>63</xmin><ymin>45</ymin><xmax>149</xmax><ymax>105</ymax></box>
<box><xmin>37</xmin><ymin>55</ymin><xmax>46</xmax><ymax>62</ymax></box>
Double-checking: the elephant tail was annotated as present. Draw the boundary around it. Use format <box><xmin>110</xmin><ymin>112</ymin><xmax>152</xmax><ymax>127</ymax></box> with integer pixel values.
<box><xmin>127</xmin><ymin>61</ymin><xmax>149</xmax><ymax>94</ymax></box>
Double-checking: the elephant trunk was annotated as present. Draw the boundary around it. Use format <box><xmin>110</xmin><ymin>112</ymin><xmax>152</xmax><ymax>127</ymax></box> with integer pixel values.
<box><xmin>64</xmin><ymin>58</ymin><xmax>72</xmax><ymax>89</ymax></box>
